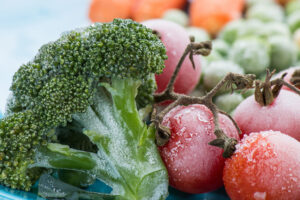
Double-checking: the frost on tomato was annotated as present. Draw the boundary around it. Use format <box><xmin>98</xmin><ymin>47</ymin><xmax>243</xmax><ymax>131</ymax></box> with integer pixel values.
<box><xmin>223</xmin><ymin>131</ymin><xmax>300</xmax><ymax>200</ymax></box>
<box><xmin>233</xmin><ymin>90</ymin><xmax>300</xmax><ymax>141</ymax></box>
<box><xmin>158</xmin><ymin>104</ymin><xmax>239</xmax><ymax>194</ymax></box>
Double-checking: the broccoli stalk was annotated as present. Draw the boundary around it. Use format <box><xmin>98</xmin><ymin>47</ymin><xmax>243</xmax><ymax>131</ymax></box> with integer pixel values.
<box><xmin>33</xmin><ymin>79</ymin><xmax>168</xmax><ymax>199</ymax></box>
<box><xmin>0</xmin><ymin>19</ymin><xmax>168</xmax><ymax>199</ymax></box>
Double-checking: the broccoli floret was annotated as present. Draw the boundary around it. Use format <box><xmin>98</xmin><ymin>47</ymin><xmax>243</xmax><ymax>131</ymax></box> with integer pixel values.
<box><xmin>0</xmin><ymin>110</ymin><xmax>50</xmax><ymax>190</ymax></box>
<box><xmin>136</xmin><ymin>74</ymin><xmax>157</xmax><ymax>108</ymax></box>
<box><xmin>1</xmin><ymin>18</ymin><xmax>168</xmax><ymax>199</ymax></box>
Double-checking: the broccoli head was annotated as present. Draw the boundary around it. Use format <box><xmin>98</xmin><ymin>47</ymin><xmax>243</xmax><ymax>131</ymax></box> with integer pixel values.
<box><xmin>9</xmin><ymin>19</ymin><xmax>166</xmax><ymax>126</ymax></box>
<box><xmin>1</xmin><ymin>18</ymin><xmax>168</xmax><ymax>199</ymax></box>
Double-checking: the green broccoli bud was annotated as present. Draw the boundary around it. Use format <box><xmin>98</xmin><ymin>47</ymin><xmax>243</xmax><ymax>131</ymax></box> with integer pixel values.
<box><xmin>136</xmin><ymin>74</ymin><xmax>157</xmax><ymax>109</ymax></box>
<box><xmin>0</xmin><ymin>110</ymin><xmax>50</xmax><ymax>191</ymax></box>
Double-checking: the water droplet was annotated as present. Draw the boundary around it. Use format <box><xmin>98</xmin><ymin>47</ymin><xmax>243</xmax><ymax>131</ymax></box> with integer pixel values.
<box><xmin>253</xmin><ymin>192</ymin><xmax>266</xmax><ymax>200</ymax></box>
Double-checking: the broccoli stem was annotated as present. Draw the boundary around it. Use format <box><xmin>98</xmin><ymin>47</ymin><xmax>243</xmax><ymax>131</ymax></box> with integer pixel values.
<box><xmin>32</xmin><ymin>78</ymin><xmax>168</xmax><ymax>200</ymax></box>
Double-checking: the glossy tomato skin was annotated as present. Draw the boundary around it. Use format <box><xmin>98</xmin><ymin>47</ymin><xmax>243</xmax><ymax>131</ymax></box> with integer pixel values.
<box><xmin>158</xmin><ymin>104</ymin><xmax>239</xmax><ymax>194</ymax></box>
<box><xmin>223</xmin><ymin>131</ymin><xmax>300</xmax><ymax>200</ymax></box>
<box><xmin>233</xmin><ymin>90</ymin><xmax>300</xmax><ymax>141</ymax></box>
<box><xmin>142</xmin><ymin>19</ymin><xmax>202</xmax><ymax>95</ymax></box>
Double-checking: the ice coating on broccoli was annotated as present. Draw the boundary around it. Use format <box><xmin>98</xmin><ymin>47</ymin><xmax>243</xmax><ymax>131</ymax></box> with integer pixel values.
<box><xmin>0</xmin><ymin>110</ymin><xmax>49</xmax><ymax>190</ymax></box>
<box><xmin>9</xmin><ymin>19</ymin><xmax>166</xmax><ymax>125</ymax></box>
<box><xmin>0</xmin><ymin>19</ymin><xmax>168</xmax><ymax>196</ymax></box>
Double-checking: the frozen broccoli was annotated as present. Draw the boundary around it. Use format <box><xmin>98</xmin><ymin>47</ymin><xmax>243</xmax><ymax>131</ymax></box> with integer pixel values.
<box><xmin>1</xmin><ymin>19</ymin><xmax>168</xmax><ymax>200</ymax></box>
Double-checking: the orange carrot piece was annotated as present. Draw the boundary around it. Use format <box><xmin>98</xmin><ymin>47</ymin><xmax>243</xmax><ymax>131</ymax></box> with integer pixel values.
<box><xmin>131</xmin><ymin>0</ymin><xmax>187</xmax><ymax>22</ymax></box>
<box><xmin>89</xmin><ymin>0</ymin><xmax>134</xmax><ymax>22</ymax></box>
<box><xmin>190</xmin><ymin>0</ymin><xmax>245</xmax><ymax>35</ymax></box>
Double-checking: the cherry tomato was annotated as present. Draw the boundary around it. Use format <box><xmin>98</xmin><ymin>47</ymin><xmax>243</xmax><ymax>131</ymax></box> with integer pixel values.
<box><xmin>233</xmin><ymin>90</ymin><xmax>300</xmax><ymax>141</ymax></box>
<box><xmin>158</xmin><ymin>104</ymin><xmax>239</xmax><ymax>194</ymax></box>
<box><xmin>223</xmin><ymin>131</ymin><xmax>300</xmax><ymax>200</ymax></box>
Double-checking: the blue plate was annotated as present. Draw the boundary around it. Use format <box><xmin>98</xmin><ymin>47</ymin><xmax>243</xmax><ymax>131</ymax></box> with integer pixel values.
<box><xmin>0</xmin><ymin>114</ymin><xmax>229</xmax><ymax>200</ymax></box>
<box><xmin>0</xmin><ymin>183</ymin><xmax>229</xmax><ymax>200</ymax></box>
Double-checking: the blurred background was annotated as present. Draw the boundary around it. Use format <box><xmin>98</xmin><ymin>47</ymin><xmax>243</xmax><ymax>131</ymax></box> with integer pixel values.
<box><xmin>0</xmin><ymin>0</ymin><xmax>90</xmax><ymax>112</ymax></box>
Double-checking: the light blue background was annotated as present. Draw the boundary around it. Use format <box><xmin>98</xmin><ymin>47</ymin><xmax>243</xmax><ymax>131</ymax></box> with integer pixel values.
<box><xmin>0</xmin><ymin>0</ymin><xmax>91</xmax><ymax>113</ymax></box>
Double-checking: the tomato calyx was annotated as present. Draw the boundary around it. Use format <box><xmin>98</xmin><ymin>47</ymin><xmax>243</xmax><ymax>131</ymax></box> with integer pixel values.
<box><xmin>209</xmin><ymin>128</ymin><xmax>238</xmax><ymax>158</ymax></box>
<box><xmin>151</xmin><ymin>106</ymin><xmax>171</xmax><ymax>146</ymax></box>
<box><xmin>290</xmin><ymin>68</ymin><xmax>300</xmax><ymax>87</ymax></box>
<box><xmin>255</xmin><ymin>69</ymin><xmax>300</xmax><ymax>106</ymax></box>
<box><xmin>254</xmin><ymin>69</ymin><xmax>280</xmax><ymax>106</ymax></box>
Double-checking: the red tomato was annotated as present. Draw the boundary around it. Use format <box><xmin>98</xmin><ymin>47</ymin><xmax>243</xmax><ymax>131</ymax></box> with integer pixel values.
<box><xmin>142</xmin><ymin>19</ymin><xmax>202</xmax><ymax>95</ymax></box>
<box><xmin>223</xmin><ymin>131</ymin><xmax>300</xmax><ymax>200</ymax></box>
<box><xmin>158</xmin><ymin>104</ymin><xmax>239</xmax><ymax>194</ymax></box>
<box><xmin>233</xmin><ymin>90</ymin><xmax>300</xmax><ymax>141</ymax></box>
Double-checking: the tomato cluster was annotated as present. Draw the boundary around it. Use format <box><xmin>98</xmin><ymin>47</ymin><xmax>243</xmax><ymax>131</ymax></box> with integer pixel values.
<box><xmin>149</xmin><ymin>18</ymin><xmax>300</xmax><ymax>199</ymax></box>
<box><xmin>158</xmin><ymin>101</ymin><xmax>300</xmax><ymax>199</ymax></box>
